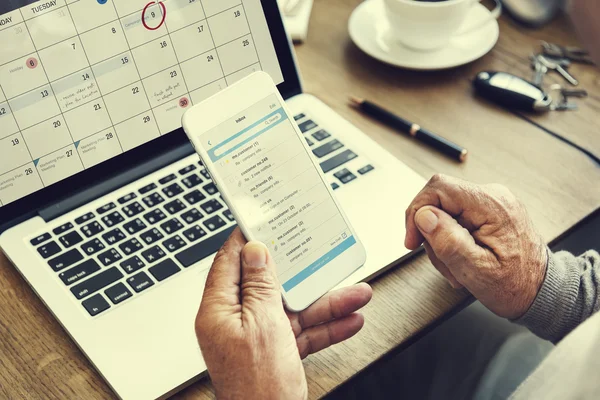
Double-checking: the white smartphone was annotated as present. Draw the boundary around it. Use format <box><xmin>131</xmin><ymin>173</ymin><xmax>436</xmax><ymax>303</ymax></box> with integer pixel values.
<box><xmin>182</xmin><ymin>71</ymin><xmax>366</xmax><ymax>311</ymax></box>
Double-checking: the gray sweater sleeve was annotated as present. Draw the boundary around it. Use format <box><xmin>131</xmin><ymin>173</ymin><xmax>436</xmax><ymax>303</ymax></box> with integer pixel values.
<box><xmin>515</xmin><ymin>249</ymin><xmax>600</xmax><ymax>343</ymax></box>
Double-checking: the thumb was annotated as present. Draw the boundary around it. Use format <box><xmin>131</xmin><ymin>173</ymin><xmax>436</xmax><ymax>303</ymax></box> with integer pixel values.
<box><xmin>241</xmin><ymin>241</ymin><xmax>281</xmax><ymax>307</ymax></box>
<box><xmin>414</xmin><ymin>206</ymin><xmax>483</xmax><ymax>270</ymax></box>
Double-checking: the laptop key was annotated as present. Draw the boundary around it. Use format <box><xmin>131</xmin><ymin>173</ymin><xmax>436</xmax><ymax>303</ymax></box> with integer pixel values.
<box><xmin>294</xmin><ymin>113</ymin><xmax>306</xmax><ymax>121</ymax></box>
<box><xmin>105</xmin><ymin>283</ymin><xmax>133</xmax><ymax>305</ymax></box>
<box><xmin>60</xmin><ymin>259</ymin><xmax>101</xmax><ymax>286</ymax></box>
<box><xmin>162</xmin><ymin>183</ymin><xmax>184</xmax><ymax>198</ymax></box>
<box><xmin>37</xmin><ymin>241</ymin><xmax>61</xmax><ymax>259</ymax></box>
<box><xmin>120</xmin><ymin>256</ymin><xmax>146</xmax><ymax>274</ymax></box>
<box><xmin>199</xmin><ymin>169</ymin><xmax>211</xmax><ymax>180</ymax></box>
<box><xmin>358</xmin><ymin>165</ymin><xmax>375</xmax><ymax>175</ymax></box>
<box><xmin>312</xmin><ymin>130</ymin><xmax>331</xmax><ymax>141</ymax></box>
<box><xmin>182</xmin><ymin>225</ymin><xmax>207</xmax><ymax>242</ymax></box>
<box><xmin>331</xmin><ymin>182</ymin><xmax>340</xmax><ymax>190</ymax></box>
<box><xmin>160</xmin><ymin>218</ymin><xmax>183</xmax><ymax>235</ymax></box>
<box><xmin>142</xmin><ymin>192</ymin><xmax>165</xmax><ymax>208</ymax></box>
<box><xmin>141</xmin><ymin>246</ymin><xmax>166</xmax><ymax>264</ymax></box>
<box><xmin>306</xmin><ymin>138</ymin><xmax>314</xmax><ymax>147</ymax></box>
<box><xmin>60</xmin><ymin>231</ymin><xmax>83</xmax><ymax>248</ymax></box>
<box><xmin>178</xmin><ymin>164</ymin><xmax>197</xmax><ymax>175</ymax></box>
<box><xmin>82</xmin><ymin>294</ymin><xmax>110</xmax><ymax>317</ymax></box>
<box><xmin>200</xmin><ymin>199</ymin><xmax>223</xmax><ymax>215</ymax></box>
<box><xmin>71</xmin><ymin>267</ymin><xmax>123</xmax><ymax>300</ymax></box>
<box><xmin>204</xmin><ymin>215</ymin><xmax>227</xmax><ymax>232</ymax></box>
<box><xmin>117</xmin><ymin>192</ymin><xmax>137</xmax><ymax>204</ymax></box>
<box><xmin>140</xmin><ymin>228</ymin><xmax>163</xmax><ymax>245</ymax></box>
<box><xmin>102</xmin><ymin>228</ymin><xmax>126</xmax><ymax>245</ymax></box>
<box><xmin>165</xmin><ymin>199</ymin><xmax>186</xmax><ymax>215</ymax></box>
<box><xmin>298</xmin><ymin>119</ymin><xmax>318</xmax><ymax>133</ymax></box>
<box><xmin>176</xmin><ymin>225</ymin><xmax>236</xmax><ymax>268</ymax></box>
<box><xmin>182</xmin><ymin>174</ymin><xmax>203</xmax><ymax>189</ymax></box>
<box><xmin>223</xmin><ymin>209</ymin><xmax>235</xmax><ymax>222</ymax></box>
<box><xmin>30</xmin><ymin>233</ymin><xmax>51</xmax><ymax>246</ymax></box>
<box><xmin>119</xmin><ymin>238</ymin><xmax>144</xmax><ymax>255</ymax></box>
<box><xmin>53</xmin><ymin>223</ymin><xmax>73</xmax><ymax>235</ymax></box>
<box><xmin>82</xmin><ymin>238</ymin><xmax>105</xmax><ymax>256</ymax></box>
<box><xmin>159</xmin><ymin>174</ymin><xmax>177</xmax><ymax>185</ymax></box>
<box><xmin>48</xmin><ymin>249</ymin><xmax>84</xmax><ymax>272</ymax></box>
<box><xmin>122</xmin><ymin>201</ymin><xmax>144</xmax><ymax>218</ymax></box>
<box><xmin>149</xmin><ymin>259</ymin><xmax>181</xmax><ymax>282</ymax></box>
<box><xmin>313</xmin><ymin>139</ymin><xmax>344</xmax><ymax>158</ymax></box>
<box><xmin>339</xmin><ymin>173</ymin><xmax>357</xmax><ymax>184</ymax></box>
<box><xmin>203</xmin><ymin>183</ymin><xmax>218</xmax><ymax>196</ymax></box>
<box><xmin>143</xmin><ymin>209</ymin><xmax>167</xmax><ymax>225</ymax></box>
<box><xmin>139</xmin><ymin>183</ymin><xmax>157</xmax><ymax>194</ymax></box>
<box><xmin>75</xmin><ymin>213</ymin><xmax>94</xmax><ymax>225</ymax></box>
<box><xmin>163</xmin><ymin>235</ymin><xmax>186</xmax><ymax>253</ymax></box>
<box><xmin>183</xmin><ymin>189</ymin><xmax>206</xmax><ymax>205</ymax></box>
<box><xmin>320</xmin><ymin>150</ymin><xmax>358</xmax><ymax>173</ymax></box>
<box><xmin>181</xmin><ymin>208</ymin><xmax>203</xmax><ymax>224</ymax></box>
<box><xmin>102</xmin><ymin>211</ymin><xmax>124</xmax><ymax>228</ymax></box>
<box><xmin>98</xmin><ymin>248</ymin><xmax>123</xmax><ymax>267</ymax></box>
<box><xmin>334</xmin><ymin>168</ymin><xmax>352</xmax><ymax>180</ymax></box>
<box><xmin>127</xmin><ymin>271</ymin><xmax>154</xmax><ymax>293</ymax></box>
<box><xmin>97</xmin><ymin>202</ymin><xmax>116</xmax><ymax>215</ymax></box>
<box><xmin>124</xmin><ymin>218</ymin><xmax>147</xmax><ymax>235</ymax></box>
<box><xmin>82</xmin><ymin>221</ymin><xmax>104</xmax><ymax>238</ymax></box>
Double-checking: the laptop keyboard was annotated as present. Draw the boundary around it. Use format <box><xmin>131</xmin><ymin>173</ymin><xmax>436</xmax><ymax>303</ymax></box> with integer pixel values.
<box><xmin>28</xmin><ymin>112</ymin><xmax>375</xmax><ymax>317</ymax></box>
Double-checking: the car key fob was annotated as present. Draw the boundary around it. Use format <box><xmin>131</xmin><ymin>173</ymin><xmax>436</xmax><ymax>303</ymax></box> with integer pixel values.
<box><xmin>473</xmin><ymin>71</ymin><xmax>552</xmax><ymax>112</ymax></box>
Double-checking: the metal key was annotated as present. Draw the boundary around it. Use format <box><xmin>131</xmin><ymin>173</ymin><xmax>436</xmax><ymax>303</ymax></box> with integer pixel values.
<box><xmin>537</xmin><ymin>55</ymin><xmax>579</xmax><ymax>86</ymax></box>
<box><xmin>531</xmin><ymin>59</ymin><xmax>548</xmax><ymax>86</ymax></box>
<box><xmin>541</xmin><ymin>41</ymin><xmax>594</xmax><ymax>64</ymax></box>
<box><xmin>551</xmin><ymin>102</ymin><xmax>578</xmax><ymax>111</ymax></box>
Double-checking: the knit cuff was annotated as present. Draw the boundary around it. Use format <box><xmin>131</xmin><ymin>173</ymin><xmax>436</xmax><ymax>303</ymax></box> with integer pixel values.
<box><xmin>514</xmin><ymin>249</ymin><xmax>581</xmax><ymax>343</ymax></box>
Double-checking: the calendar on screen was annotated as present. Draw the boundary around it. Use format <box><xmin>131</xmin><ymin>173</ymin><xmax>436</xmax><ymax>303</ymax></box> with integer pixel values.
<box><xmin>0</xmin><ymin>0</ymin><xmax>283</xmax><ymax>206</ymax></box>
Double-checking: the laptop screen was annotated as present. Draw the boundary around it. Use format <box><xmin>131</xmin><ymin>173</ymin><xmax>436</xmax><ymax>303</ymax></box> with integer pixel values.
<box><xmin>0</xmin><ymin>0</ymin><xmax>285</xmax><ymax>210</ymax></box>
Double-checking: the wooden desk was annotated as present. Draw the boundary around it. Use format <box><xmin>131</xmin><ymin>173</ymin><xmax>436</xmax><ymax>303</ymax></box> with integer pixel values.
<box><xmin>1</xmin><ymin>1</ymin><xmax>599</xmax><ymax>399</ymax></box>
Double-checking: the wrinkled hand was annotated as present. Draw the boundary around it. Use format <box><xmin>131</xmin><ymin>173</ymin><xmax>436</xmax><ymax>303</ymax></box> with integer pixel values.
<box><xmin>195</xmin><ymin>229</ymin><xmax>372</xmax><ymax>400</ymax></box>
<box><xmin>405</xmin><ymin>175</ymin><xmax>547</xmax><ymax>320</ymax></box>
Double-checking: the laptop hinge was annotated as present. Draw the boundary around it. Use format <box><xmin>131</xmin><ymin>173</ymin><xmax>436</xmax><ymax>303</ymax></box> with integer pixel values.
<box><xmin>39</xmin><ymin>143</ymin><xmax>195</xmax><ymax>223</ymax></box>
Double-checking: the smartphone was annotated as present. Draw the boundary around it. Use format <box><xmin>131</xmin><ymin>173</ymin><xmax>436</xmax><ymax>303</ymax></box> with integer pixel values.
<box><xmin>182</xmin><ymin>72</ymin><xmax>366</xmax><ymax>311</ymax></box>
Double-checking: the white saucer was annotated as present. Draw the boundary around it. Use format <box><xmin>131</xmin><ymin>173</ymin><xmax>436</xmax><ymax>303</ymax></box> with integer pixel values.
<box><xmin>349</xmin><ymin>0</ymin><xmax>500</xmax><ymax>70</ymax></box>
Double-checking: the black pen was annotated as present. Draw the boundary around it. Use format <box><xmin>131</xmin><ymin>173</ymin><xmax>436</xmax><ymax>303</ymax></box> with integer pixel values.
<box><xmin>349</xmin><ymin>97</ymin><xmax>469</xmax><ymax>163</ymax></box>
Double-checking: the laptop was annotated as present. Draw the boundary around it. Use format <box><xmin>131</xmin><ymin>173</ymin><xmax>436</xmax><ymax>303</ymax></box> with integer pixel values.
<box><xmin>0</xmin><ymin>0</ymin><xmax>425</xmax><ymax>398</ymax></box>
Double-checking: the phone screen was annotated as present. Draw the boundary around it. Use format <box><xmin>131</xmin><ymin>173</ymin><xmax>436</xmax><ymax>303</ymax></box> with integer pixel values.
<box><xmin>199</xmin><ymin>94</ymin><xmax>356</xmax><ymax>292</ymax></box>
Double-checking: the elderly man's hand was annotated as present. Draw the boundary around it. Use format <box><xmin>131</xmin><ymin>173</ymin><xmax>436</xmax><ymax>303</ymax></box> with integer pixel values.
<box><xmin>195</xmin><ymin>228</ymin><xmax>372</xmax><ymax>400</ymax></box>
<box><xmin>405</xmin><ymin>175</ymin><xmax>547</xmax><ymax>320</ymax></box>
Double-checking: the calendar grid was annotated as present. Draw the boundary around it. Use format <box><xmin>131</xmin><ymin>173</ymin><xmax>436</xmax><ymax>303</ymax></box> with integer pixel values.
<box><xmin>17</xmin><ymin>8</ymin><xmax>86</xmax><ymax>181</ymax></box>
<box><xmin>0</xmin><ymin>84</ymin><xmax>34</xmax><ymax>162</ymax></box>
<box><xmin>107</xmin><ymin>0</ymin><xmax>163</xmax><ymax>143</ymax></box>
<box><xmin>240</xmin><ymin>1</ymin><xmax>262</xmax><ymax>72</ymax></box>
<box><xmin>197</xmin><ymin>1</ymin><xmax>227</xmax><ymax>83</ymax></box>
<box><xmin>0</xmin><ymin>0</ymin><xmax>272</xmax><ymax>206</ymax></box>
<box><xmin>0</xmin><ymin>3</ymin><xmax>249</xmax><ymax>72</ymax></box>
<box><xmin>62</xmin><ymin>1</ymin><xmax>125</xmax><ymax>155</ymax></box>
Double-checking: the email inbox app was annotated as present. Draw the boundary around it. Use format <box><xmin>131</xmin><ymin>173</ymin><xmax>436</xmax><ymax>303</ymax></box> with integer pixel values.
<box><xmin>203</xmin><ymin>94</ymin><xmax>355</xmax><ymax>291</ymax></box>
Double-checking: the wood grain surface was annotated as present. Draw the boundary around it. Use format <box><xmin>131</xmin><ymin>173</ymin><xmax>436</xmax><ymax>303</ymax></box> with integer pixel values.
<box><xmin>1</xmin><ymin>1</ymin><xmax>599</xmax><ymax>399</ymax></box>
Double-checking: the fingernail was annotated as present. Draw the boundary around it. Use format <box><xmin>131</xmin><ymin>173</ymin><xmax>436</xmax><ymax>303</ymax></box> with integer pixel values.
<box><xmin>243</xmin><ymin>242</ymin><xmax>268</xmax><ymax>268</ymax></box>
<box><xmin>416</xmin><ymin>209</ymin><xmax>438</xmax><ymax>234</ymax></box>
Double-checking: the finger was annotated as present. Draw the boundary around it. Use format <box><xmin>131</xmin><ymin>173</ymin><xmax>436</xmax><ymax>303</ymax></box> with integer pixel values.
<box><xmin>289</xmin><ymin>283</ymin><xmax>372</xmax><ymax>336</ymax></box>
<box><xmin>296</xmin><ymin>313</ymin><xmax>365</xmax><ymax>359</ymax></box>
<box><xmin>423</xmin><ymin>242</ymin><xmax>463</xmax><ymax>290</ymax></box>
<box><xmin>240</xmin><ymin>241</ymin><xmax>282</xmax><ymax>313</ymax></box>
<box><xmin>202</xmin><ymin>228</ymin><xmax>247</xmax><ymax>304</ymax></box>
<box><xmin>404</xmin><ymin>174</ymin><xmax>485</xmax><ymax>250</ymax></box>
<box><xmin>415</xmin><ymin>206</ymin><xmax>489</xmax><ymax>277</ymax></box>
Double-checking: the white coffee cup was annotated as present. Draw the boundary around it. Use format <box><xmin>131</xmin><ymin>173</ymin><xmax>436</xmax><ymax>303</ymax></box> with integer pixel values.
<box><xmin>382</xmin><ymin>0</ymin><xmax>502</xmax><ymax>51</ymax></box>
